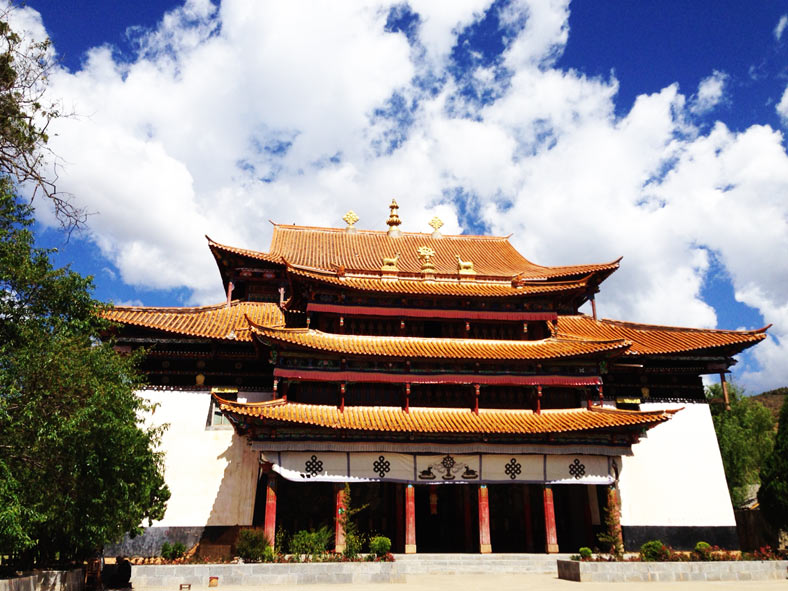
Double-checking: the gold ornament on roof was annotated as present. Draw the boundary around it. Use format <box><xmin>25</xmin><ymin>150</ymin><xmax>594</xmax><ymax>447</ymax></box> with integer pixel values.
<box><xmin>456</xmin><ymin>254</ymin><xmax>476</xmax><ymax>276</ymax></box>
<box><xmin>417</xmin><ymin>245</ymin><xmax>436</xmax><ymax>273</ymax></box>
<box><xmin>381</xmin><ymin>253</ymin><xmax>400</xmax><ymax>272</ymax></box>
<box><xmin>343</xmin><ymin>210</ymin><xmax>359</xmax><ymax>233</ymax></box>
<box><xmin>386</xmin><ymin>199</ymin><xmax>402</xmax><ymax>237</ymax></box>
<box><xmin>429</xmin><ymin>216</ymin><xmax>443</xmax><ymax>238</ymax></box>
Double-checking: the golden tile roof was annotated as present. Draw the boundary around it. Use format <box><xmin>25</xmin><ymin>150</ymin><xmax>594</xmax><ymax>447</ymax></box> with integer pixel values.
<box><xmin>288</xmin><ymin>265</ymin><xmax>590</xmax><ymax>298</ymax></box>
<box><xmin>559</xmin><ymin>315</ymin><xmax>768</xmax><ymax>356</ymax></box>
<box><xmin>248</xmin><ymin>324</ymin><xmax>629</xmax><ymax>360</ymax></box>
<box><xmin>268</xmin><ymin>225</ymin><xmax>620</xmax><ymax>279</ymax></box>
<box><xmin>217</xmin><ymin>398</ymin><xmax>677</xmax><ymax>435</ymax></box>
<box><xmin>205</xmin><ymin>229</ymin><xmax>620</xmax><ymax>280</ymax></box>
<box><xmin>104</xmin><ymin>301</ymin><xmax>285</xmax><ymax>341</ymax></box>
<box><xmin>207</xmin><ymin>236</ymin><xmax>283</xmax><ymax>264</ymax></box>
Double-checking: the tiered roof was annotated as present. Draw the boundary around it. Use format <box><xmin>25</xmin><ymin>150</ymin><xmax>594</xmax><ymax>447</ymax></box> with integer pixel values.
<box><xmin>104</xmin><ymin>303</ymin><xmax>766</xmax><ymax>360</ymax></box>
<box><xmin>560</xmin><ymin>316</ymin><xmax>768</xmax><ymax>356</ymax></box>
<box><xmin>104</xmin><ymin>301</ymin><xmax>284</xmax><ymax>341</ymax></box>
<box><xmin>216</xmin><ymin>397</ymin><xmax>677</xmax><ymax>435</ymax></box>
<box><xmin>248</xmin><ymin>324</ymin><xmax>628</xmax><ymax>360</ymax></box>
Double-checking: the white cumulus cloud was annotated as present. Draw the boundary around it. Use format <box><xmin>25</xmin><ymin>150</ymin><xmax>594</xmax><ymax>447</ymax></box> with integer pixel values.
<box><xmin>11</xmin><ymin>0</ymin><xmax>788</xmax><ymax>392</ymax></box>
<box><xmin>775</xmin><ymin>14</ymin><xmax>788</xmax><ymax>41</ymax></box>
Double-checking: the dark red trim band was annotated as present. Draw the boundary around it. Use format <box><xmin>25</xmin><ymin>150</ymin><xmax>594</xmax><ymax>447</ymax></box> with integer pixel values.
<box><xmin>273</xmin><ymin>368</ymin><xmax>601</xmax><ymax>386</ymax></box>
<box><xmin>306</xmin><ymin>302</ymin><xmax>557</xmax><ymax>321</ymax></box>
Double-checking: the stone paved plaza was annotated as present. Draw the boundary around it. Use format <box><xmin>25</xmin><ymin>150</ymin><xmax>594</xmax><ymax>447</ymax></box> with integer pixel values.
<box><xmin>133</xmin><ymin>572</ymin><xmax>788</xmax><ymax>591</ymax></box>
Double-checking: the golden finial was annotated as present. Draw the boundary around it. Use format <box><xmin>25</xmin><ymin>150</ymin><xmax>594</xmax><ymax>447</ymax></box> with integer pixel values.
<box><xmin>456</xmin><ymin>254</ymin><xmax>476</xmax><ymax>276</ymax></box>
<box><xmin>429</xmin><ymin>216</ymin><xmax>443</xmax><ymax>238</ymax></box>
<box><xmin>387</xmin><ymin>199</ymin><xmax>402</xmax><ymax>237</ymax></box>
<box><xmin>417</xmin><ymin>245</ymin><xmax>436</xmax><ymax>274</ymax></box>
<box><xmin>343</xmin><ymin>210</ymin><xmax>359</xmax><ymax>233</ymax></box>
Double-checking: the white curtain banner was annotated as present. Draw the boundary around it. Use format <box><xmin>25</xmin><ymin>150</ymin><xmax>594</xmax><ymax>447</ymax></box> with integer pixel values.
<box><xmin>270</xmin><ymin>451</ymin><xmax>613</xmax><ymax>484</ymax></box>
<box><xmin>545</xmin><ymin>454</ymin><xmax>612</xmax><ymax>485</ymax></box>
<box><xmin>483</xmin><ymin>454</ymin><xmax>544</xmax><ymax>482</ymax></box>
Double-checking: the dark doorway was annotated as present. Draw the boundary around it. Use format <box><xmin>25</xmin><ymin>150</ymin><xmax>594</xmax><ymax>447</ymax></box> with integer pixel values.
<box><xmin>415</xmin><ymin>484</ymin><xmax>478</xmax><ymax>552</ymax></box>
<box><xmin>352</xmin><ymin>483</ymin><xmax>400</xmax><ymax>551</ymax></box>
<box><xmin>554</xmin><ymin>485</ymin><xmax>605</xmax><ymax>552</ymax></box>
<box><xmin>270</xmin><ymin>479</ymin><xmax>335</xmax><ymax>542</ymax></box>
<box><xmin>488</xmin><ymin>484</ymin><xmax>546</xmax><ymax>552</ymax></box>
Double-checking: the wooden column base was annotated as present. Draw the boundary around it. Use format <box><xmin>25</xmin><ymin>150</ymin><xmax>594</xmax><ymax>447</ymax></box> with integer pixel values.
<box><xmin>405</xmin><ymin>544</ymin><xmax>417</xmax><ymax>554</ymax></box>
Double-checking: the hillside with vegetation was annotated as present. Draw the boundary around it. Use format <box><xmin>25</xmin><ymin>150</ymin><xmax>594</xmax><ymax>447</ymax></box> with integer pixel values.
<box><xmin>751</xmin><ymin>387</ymin><xmax>788</xmax><ymax>426</ymax></box>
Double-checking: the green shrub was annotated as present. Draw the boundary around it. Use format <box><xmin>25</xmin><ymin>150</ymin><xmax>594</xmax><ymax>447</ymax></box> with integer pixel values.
<box><xmin>694</xmin><ymin>541</ymin><xmax>712</xmax><ymax>560</ymax></box>
<box><xmin>161</xmin><ymin>541</ymin><xmax>186</xmax><ymax>560</ymax></box>
<box><xmin>289</xmin><ymin>527</ymin><xmax>331</xmax><ymax>558</ymax></box>
<box><xmin>369</xmin><ymin>536</ymin><xmax>391</xmax><ymax>558</ymax></box>
<box><xmin>578</xmin><ymin>547</ymin><xmax>592</xmax><ymax>560</ymax></box>
<box><xmin>640</xmin><ymin>540</ymin><xmax>669</xmax><ymax>562</ymax></box>
<box><xmin>262</xmin><ymin>546</ymin><xmax>276</xmax><ymax>563</ymax></box>
<box><xmin>236</xmin><ymin>528</ymin><xmax>270</xmax><ymax>562</ymax></box>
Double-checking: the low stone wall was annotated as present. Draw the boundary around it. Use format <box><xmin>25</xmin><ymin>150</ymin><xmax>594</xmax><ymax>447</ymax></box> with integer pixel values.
<box><xmin>557</xmin><ymin>559</ymin><xmax>788</xmax><ymax>583</ymax></box>
<box><xmin>131</xmin><ymin>563</ymin><xmax>404</xmax><ymax>586</ymax></box>
<box><xmin>0</xmin><ymin>569</ymin><xmax>83</xmax><ymax>591</ymax></box>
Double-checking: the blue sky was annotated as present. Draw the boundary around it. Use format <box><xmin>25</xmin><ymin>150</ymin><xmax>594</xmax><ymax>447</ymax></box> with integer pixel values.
<box><xmin>10</xmin><ymin>0</ymin><xmax>788</xmax><ymax>392</ymax></box>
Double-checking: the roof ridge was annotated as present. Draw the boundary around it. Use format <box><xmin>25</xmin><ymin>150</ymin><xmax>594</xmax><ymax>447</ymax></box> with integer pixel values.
<box><xmin>272</xmin><ymin>223</ymin><xmax>512</xmax><ymax>241</ymax></box>
<box><xmin>107</xmin><ymin>300</ymin><xmax>261</xmax><ymax>313</ymax></box>
<box><xmin>596</xmin><ymin>317</ymin><xmax>770</xmax><ymax>335</ymax></box>
<box><xmin>255</xmin><ymin>325</ymin><xmax>627</xmax><ymax>346</ymax></box>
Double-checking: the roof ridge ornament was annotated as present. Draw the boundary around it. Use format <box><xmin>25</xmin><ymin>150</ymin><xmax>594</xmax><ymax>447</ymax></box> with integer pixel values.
<box><xmin>418</xmin><ymin>245</ymin><xmax>436</xmax><ymax>278</ymax></box>
<box><xmin>456</xmin><ymin>254</ymin><xmax>476</xmax><ymax>279</ymax></box>
<box><xmin>343</xmin><ymin>210</ymin><xmax>359</xmax><ymax>234</ymax></box>
<box><xmin>386</xmin><ymin>199</ymin><xmax>402</xmax><ymax>237</ymax></box>
<box><xmin>429</xmin><ymin>216</ymin><xmax>443</xmax><ymax>238</ymax></box>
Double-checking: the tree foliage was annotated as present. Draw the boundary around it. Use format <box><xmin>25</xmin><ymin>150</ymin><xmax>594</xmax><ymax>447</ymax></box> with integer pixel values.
<box><xmin>706</xmin><ymin>383</ymin><xmax>775</xmax><ymax>507</ymax></box>
<box><xmin>0</xmin><ymin>10</ymin><xmax>168</xmax><ymax>567</ymax></box>
<box><xmin>0</xmin><ymin>180</ymin><xmax>170</xmax><ymax>567</ymax></box>
<box><xmin>758</xmin><ymin>393</ymin><xmax>788</xmax><ymax>531</ymax></box>
<box><xmin>1</xmin><ymin>8</ymin><xmax>84</xmax><ymax>227</ymax></box>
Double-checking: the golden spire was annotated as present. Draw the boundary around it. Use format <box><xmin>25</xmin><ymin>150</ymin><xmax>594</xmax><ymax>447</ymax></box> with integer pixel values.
<box><xmin>386</xmin><ymin>199</ymin><xmax>402</xmax><ymax>237</ymax></box>
<box><xmin>429</xmin><ymin>216</ymin><xmax>443</xmax><ymax>238</ymax></box>
<box><xmin>343</xmin><ymin>210</ymin><xmax>359</xmax><ymax>233</ymax></box>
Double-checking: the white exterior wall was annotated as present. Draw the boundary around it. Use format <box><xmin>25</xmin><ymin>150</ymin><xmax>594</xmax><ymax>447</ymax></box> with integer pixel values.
<box><xmin>618</xmin><ymin>402</ymin><xmax>735</xmax><ymax>528</ymax></box>
<box><xmin>140</xmin><ymin>389</ymin><xmax>265</xmax><ymax>527</ymax></box>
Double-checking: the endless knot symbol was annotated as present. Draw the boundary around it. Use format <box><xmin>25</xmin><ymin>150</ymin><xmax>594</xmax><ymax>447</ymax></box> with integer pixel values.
<box><xmin>304</xmin><ymin>455</ymin><xmax>324</xmax><ymax>477</ymax></box>
<box><xmin>429</xmin><ymin>217</ymin><xmax>444</xmax><ymax>231</ymax></box>
<box><xmin>372</xmin><ymin>455</ymin><xmax>391</xmax><ymax>478</ymax></box>
<box><xmin>504</xmin><ymin>458</ymin><xmax>522</xmax><ymax>480</ymax></box>
<box><xmin>441</xmin><ymin>455</ymin><xmax>456</xmax><ymax>473</ymax></box>
<box><xmin>568</xmin><ymin>458</ymin><xmax>585</xmax><ymax>479</ymax></box>
<box><xmin>343</xmin><ymin>210</ymin><xmax>359</xmax><ymax>227</ymax></box>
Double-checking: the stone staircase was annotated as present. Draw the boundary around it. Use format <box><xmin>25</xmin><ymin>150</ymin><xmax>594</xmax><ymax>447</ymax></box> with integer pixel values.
<box><xmin>392</xmin><ymin>553</ymin><xmax>571</xmax><ymax>575</ymax></box>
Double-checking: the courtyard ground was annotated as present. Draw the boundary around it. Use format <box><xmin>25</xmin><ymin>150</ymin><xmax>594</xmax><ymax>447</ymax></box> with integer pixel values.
<box><xmin>133</xmin><ymin>572</ymin><xmax>787</xmax><ymax>591</ymax></box>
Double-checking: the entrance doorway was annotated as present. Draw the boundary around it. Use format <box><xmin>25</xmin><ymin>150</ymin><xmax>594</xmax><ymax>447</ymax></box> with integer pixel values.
<box><xmin>415</xmin><ymin>484</ymin><xmax>479</xmax><ymax>552</ymax></box>
<box><xmin>488</xmin><ymin>484</ymin><xmax>546</xmax><ymax>552</ymax></box>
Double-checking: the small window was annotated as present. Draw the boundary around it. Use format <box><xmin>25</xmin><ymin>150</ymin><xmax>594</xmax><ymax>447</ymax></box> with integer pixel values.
<box><xmin>208</xmin><ymin>388</ymin><xmax>238</xmax><ymax>428</ymax></box>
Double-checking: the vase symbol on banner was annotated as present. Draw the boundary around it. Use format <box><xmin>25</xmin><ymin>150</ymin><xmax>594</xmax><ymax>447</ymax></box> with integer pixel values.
<box><xmin>373</xmin><ymin>455</ymin><xmax>391</xmax><ymax>478</ymax></box>
<box><xmin>504</xmin><ymin>458</ymin><xmax>522</xmax><ymax>480</ymax></box>
<box><xmin>569</xmin><ymin>458</ymin><xmax>586</xmax><ymax>479</ymax></box>
<box><xmin>304</xmin><ymin>455</ymin><xmax>324</xmax><ymax>478</ymax></box>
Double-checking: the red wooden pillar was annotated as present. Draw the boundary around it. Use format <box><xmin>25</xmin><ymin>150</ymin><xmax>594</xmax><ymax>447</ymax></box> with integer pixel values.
<box><xmin>405</xmin><ymin>484</ymin><xmax>416</xmax><ymax>554</ymax></box>
<box><xmin>543</xmin><ymin>485</ymin><xmax>559</xmax><ymax>553</ymax></box>
<box><xmin>335</xmin><ymin>484</ymin><xmax>346</xmax><ymax>553</ymax></box>
<box><xmin>263</xmin><ymin>472</ymin><xmax>277</xmax><ymax>550</ymax></box>
<box><xmin>536</xmin><ymin>385</ymin><xmax>543</xmax><ymax>414</ymax></box>
<box><xmin>522</xmin><ymin>484</ymin><xmax>534</xmax><ymax>552</ymax></box>
<box><xmin>478</xmin><ymin>484</ymin><xmax>492</xmax><ymax>553</ymax></box>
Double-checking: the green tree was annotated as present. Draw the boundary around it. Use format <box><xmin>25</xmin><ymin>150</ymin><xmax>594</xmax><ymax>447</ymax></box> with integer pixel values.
<box><xmin>0</xmin><ymin>9</ymin><xmax>168</xmax><ymax>567</ymax></box>
<box><xmin>758</xmin><ymin>394</ymin><xmax>788</xmax><ymax>531</ymax></box>
<box><xmin>706</xmin><ymin>383</ymin><xmax>775</xmax><ymax>507</ymax></box>
<box><xmin>0</xmin><ymin>179</ymin><xmax>170</xmax><ymax>567</ymax></box>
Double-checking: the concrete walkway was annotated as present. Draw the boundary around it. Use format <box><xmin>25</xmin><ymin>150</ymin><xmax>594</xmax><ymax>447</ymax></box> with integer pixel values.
<box><xmin>133</xmin><ymin>572</ymin><xmax>788</xmax><ymax>591</ymax></box>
